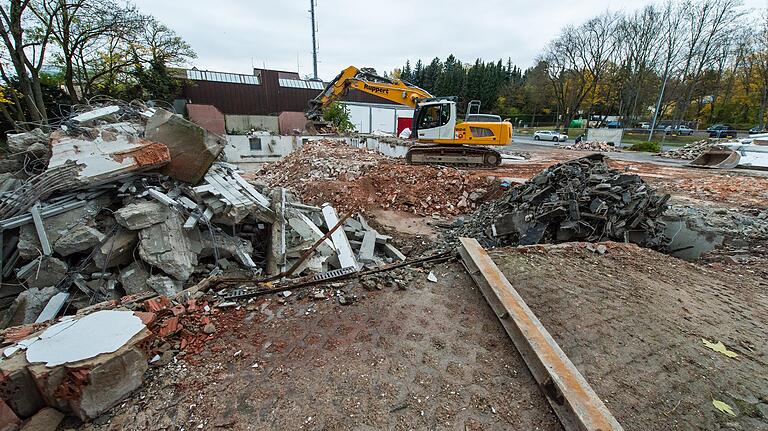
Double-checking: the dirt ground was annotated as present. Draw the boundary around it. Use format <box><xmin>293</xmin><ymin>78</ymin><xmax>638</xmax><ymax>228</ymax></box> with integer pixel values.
<box><xmin>81</xmin><ymin>261</ymin><xmax>561</xmax><ymax>431</ymax></box>
<box><xmin>493</xmin><ymin>242</ymin><xmax>768</xmax><ymax>430</ymax></box>
<box><xmin>72</xmin><ymin>145</ymin><xmax>768</xmax><ymax>430</ymax></box>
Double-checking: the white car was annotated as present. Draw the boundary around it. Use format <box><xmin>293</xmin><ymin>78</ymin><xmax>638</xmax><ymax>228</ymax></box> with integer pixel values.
<box><xmin>533</xmin><ymin>130</ymin><xmax>569</xmax><ymax>142</ymax></box>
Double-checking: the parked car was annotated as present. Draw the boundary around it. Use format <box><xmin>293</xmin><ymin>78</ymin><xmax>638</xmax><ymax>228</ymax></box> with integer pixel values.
<box><xmin>606</xmin><ymin>121</ymin><xmax>623</xmax><ymax>129</ymax></box>
<box><xmin>707</xmin><ymin>124</ymin><xmax>737</xmax><ymax>138</ymax></box>
<box><xmin>748</xmin><ymin>125</ymin><xmax>767</xmax><ymax>135</ymax></box>
<box><xmin>665</xmin><ymin>125</ymin><xmax>694</xmax><ymax>136</ymax></box>
<box><xmin>533</xmin><ymin>130</ymin><xmax>569</xmax><ymax>142</ymax></box>
<box><xmin>638</xmin><ymin>122</ymin><xmax>651</xmax><ymax>129</ymax></box>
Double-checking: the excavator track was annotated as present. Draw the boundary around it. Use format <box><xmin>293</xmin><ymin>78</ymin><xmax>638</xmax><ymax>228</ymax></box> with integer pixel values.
<box><xmin>405</xmin><ymin>145</ymin><xmax>502</xmax><ymax>169</ymax></box>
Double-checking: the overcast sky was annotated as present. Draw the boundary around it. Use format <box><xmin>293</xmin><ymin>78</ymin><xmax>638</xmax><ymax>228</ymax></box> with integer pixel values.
<box><xmin>133</xmin><ymin>0</ymin><xmax>768</xmax><ymax>81</ymax></box>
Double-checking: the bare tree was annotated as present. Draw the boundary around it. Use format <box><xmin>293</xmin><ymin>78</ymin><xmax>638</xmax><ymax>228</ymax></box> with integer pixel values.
<box><xmin>0</xmin><ymin>0</ymin><xmax>57</xmax><ymax>129</ymax></box>
<box><xmin>542</xmin><ymin>12</ymin><xmax>620</xmax><ymax>129</ymax></box>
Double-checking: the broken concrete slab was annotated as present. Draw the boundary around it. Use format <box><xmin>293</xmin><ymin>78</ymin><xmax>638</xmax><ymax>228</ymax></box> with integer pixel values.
<box><xmin>5</xmin><ymin>287</ymin><xmax>59</xmax><ymax>327</ymax></box>
<box><xmin>358</xmin><ymin>230</ymin><xmax>377</xmax><ymax>263</ymax></box>
<box><xmin>92</xmin><ymin>230</ymin><xmax>139</xmax><ymax>269</ymax></box>
<box><xmin>22</xmin><ymin>258</ymin><xmax>67</xmax><ymax>289</ymax></box>
<box><xmin>145</xmin><ymin>275</ymin><xmax>182</xmax><ymax>297</ymax></box>
<box><xmin>192</xmin><ymin>163</ymin><xmax>274</xmax><ymax>224</ymax></box>
<box><xmin>23</xmin><ymin>311</ymin><xmax>149</xmax><ymax>420</ymax></box>
<box><xmin>380</xmin><ymin>243</ymin><xmax>406</xmax><ymax>261</ymax></box>
<box><xmin>0</xmin><ymin>352</ymin><xmax>45</xmax><ymax>418</ymax></box>
<box><xmin>138</xmin><ymin>212</ymin><xmax>197</xmax><ymax>281</ymax></box>
<box><xmin>118</xmin><ymin>262</ymin><xmax>150</xmax><ymax>296</ymax></box>
<box><xmin>52</xmin><ymin>225</ymin><xmax>105</xmax><ymax>256</ymax></box>
<box><xmin>18</xmin><ymin>209</ymin><xmax>88</xmax><ymax>260</ymax></box>
<box><xmin>145</xmin><ymin>108</ymin><xmax>226</xmax><ymax>184</ymax></box>
<box><xmin>7</xmin><ymin>129</ymin><xmax>47</xmax><ymax>154</ymax></box>
<box><xmin>47</xmin><ymin>130</ymin><xmax>171</xmax><ymax>185</ymax></box>
<box><xmin>71</xmin><ymin>105</ymin><xmax>120</xmax><ymax>124</ymax></box>
<box><xmin>322</xmin><ymin>204</ymin><xmax>357</xmax><ymax>270</ymax></box>
<box><xmin>34</xmin><ymin>292</ymin><xmax>70</xmax><ymax>324</ymax></box>
<box><xmin>20</xmin><ymin>407</ymin><xmax>64</xmax><ymax>431</ymax></box>
<box><xmin>114</xmin><ymin>200</ymin><xmax>170</xmax><ymax>230</ymax></box>
<box><xmin>287</xmin><ymin>212</ymin><xmax>335</xmax><ymax>256</ymax></box>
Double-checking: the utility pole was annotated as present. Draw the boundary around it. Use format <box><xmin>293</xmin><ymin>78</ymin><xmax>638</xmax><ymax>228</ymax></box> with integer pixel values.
<box><xmin>649</xmin><ymin>71</ymin><xmax>669</xmax><ymax>142</ymax></box>
<box><xmin>310</xmin><ymin>0</ymin><xmax>318</xmax><ymax>80</ymax></box>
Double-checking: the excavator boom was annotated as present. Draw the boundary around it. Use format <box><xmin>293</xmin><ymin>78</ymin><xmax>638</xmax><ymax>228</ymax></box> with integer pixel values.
<box><xmin>306</xmin><ymin>66</ymin><xmax>433</xmax><ymax>120</ymax></box>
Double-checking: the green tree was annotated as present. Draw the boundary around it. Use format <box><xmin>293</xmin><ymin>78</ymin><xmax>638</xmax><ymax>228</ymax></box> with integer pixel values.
<box><xmin>322</xmin><ymin>101</ymin><xmax>354</xmax><ymax>132</ymax></box>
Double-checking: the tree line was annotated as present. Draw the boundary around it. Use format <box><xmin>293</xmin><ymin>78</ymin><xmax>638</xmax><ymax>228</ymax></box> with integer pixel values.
<box><xmin>394</xmin><ymin>0</ymin><xmax>768</xmax><ymax>130</ymax></box>
<box><xmin>0</xmin><ymin>0</ymin><xmax>196</xmax><ymax>132</ymax></box>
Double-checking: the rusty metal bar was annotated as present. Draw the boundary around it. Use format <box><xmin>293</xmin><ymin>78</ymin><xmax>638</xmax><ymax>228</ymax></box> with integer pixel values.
<box><xmin>457</xmin><ymin>237</ymin><xmax>623</xmax><ymax>431</ymax></box>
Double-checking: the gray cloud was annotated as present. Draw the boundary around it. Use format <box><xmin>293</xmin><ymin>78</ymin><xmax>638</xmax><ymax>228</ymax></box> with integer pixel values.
<box><xmin>133</xmin><ymin>0</ymin><xmax>768</xmax><ymax>79</ymax></box>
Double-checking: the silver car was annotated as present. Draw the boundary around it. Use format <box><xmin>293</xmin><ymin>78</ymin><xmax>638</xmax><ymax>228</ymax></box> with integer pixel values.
<box><xmin>533</xmin><ymin>130</ymin><xmax>569</xmax><ymax>142</ymax></box>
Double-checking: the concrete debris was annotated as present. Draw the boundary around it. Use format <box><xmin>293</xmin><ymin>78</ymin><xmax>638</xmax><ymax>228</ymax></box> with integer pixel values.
<box><xmin>258</xmin><ymin>140</ymin><xmax>492</xmax><ymax>216</ymax></box>
<box><xmin>138</xmin><ymin>212</ymin><xmax>198</xmax><ymax>281</ymax></box>
<box><xmin>20</xmin><ymin>407</ymin><xmax>65</xmax><ymax>431</ymax></box>
<box><xmin>52</xmin><ymin>225</ymin><xmax>105</xmax><ymax>256</ymax></box>
<box><xmin>115</xmin><ymin>200</ymin><xmax>170</xmax><ymax>230</ymax></box>
<box><xmin>145</xmin><ymin>108</ymin><xmax>226</xmax><ymax>184</ymax></box>
<box><xmin>659</xmin><ymin>139</ymin><xmax>733</xmax><ymax>160</ymax></box>
<box><xmin>145</xmin><ymin>275</ymin><xmax>182</xmax><ymax>296</ymax></box>
<box><xmin>0</xmin><ymin>102</ymin><xmax>416</xmax><ymax>426</ymax></box>
<box><xmin>451</xmin><ymin>154</ymin><xmax>670</xmax><ymax>248</ymax></box>
<box><xmin>562</xmin><ymin>141</ymin><xmax>621</xmax><ymax>152</ymax></box>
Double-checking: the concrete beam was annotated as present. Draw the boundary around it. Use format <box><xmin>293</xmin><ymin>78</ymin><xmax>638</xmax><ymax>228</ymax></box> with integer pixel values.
<box><xmin>458</xmin><ymin>237</ymin><xmax>623</xmax><ymax>431</ymax></box>
<box><xmin>30</xmin><ymin>203</ymin><xmax>52</xmax><ymax>256</ymax></box>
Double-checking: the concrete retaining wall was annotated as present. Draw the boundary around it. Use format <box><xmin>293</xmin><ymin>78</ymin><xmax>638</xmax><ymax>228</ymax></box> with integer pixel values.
<box><xmin>224</xmin><ymin>115</ymin><xmax>279</xmax><ymax>134</ymax></box>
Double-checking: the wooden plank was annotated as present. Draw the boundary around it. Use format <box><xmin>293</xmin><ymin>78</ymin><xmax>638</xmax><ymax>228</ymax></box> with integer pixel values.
<box><xmin>457</xmin><ymin>237</ymin><xmax>623</xmax><ymax>431</ymax></box>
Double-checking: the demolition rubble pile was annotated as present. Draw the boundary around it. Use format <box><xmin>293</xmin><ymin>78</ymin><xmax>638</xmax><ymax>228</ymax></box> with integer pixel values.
<box><xmin>562</xmin><ymin>141</ymin><xmax>621</xmax><ymax>152</ymax></box>
<box><xmin>257</xmin><ymin>140</ymin><xmax>491</xmax><ymax>216</ymax></box>
<box><xmin>450</xmin><ymin>154</ymin><xmax>671</xmax><ymax>248</ymax></box>
<box><xmin>0</xmin><ymin>104</ymin><xmax>410</xmax><ymax>426</ymax></box>
<box><xmin>659</xmin><ymin>139</ymin><xmax>728</xmax><ymax>160</ymax></box>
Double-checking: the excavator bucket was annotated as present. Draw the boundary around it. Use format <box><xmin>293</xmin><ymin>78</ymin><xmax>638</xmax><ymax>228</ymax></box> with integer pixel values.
<box><xmin>688</xmin><ymin>145</ymin><xmax>740</xmax><ymax>169</ymax></box>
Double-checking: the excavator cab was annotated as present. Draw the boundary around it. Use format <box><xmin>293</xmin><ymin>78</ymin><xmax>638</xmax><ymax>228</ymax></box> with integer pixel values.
<box><xmin>412</xmin><ymin>100</ymin><xmax>456</xmax><ymax>141</ymax></box>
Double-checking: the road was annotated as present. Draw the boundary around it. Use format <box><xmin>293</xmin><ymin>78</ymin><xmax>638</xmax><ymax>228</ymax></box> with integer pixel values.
<box><xmin>510</xmin><ymin>135</ymin><xmax>680</xmax><ymax>153</ymax></box>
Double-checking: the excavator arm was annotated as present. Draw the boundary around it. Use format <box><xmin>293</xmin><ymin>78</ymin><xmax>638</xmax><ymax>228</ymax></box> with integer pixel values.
<box><xmin>306</xmin><ymin>66</ymin><xmax>433</xmax><ymax>120</ymax></box>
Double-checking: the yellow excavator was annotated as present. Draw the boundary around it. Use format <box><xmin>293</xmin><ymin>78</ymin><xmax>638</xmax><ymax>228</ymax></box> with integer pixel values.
<box><xmin>306</xmin><ymin>66</ymin><xmax>512</xmax><ymax>168</ymax></box>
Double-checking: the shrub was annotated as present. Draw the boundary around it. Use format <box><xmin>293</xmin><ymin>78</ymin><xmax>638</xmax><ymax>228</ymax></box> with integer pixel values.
<box><xmin>627</xmin><ymin>141</ymin><xmax>661</xmax><ymax>153</ymax></box>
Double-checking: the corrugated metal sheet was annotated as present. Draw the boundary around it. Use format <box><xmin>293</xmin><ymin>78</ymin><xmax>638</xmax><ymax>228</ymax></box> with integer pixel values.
<box><xmin>180</xmin><ymin>68</ymin><xmax>397</xmax><ymax>116</ymax></box>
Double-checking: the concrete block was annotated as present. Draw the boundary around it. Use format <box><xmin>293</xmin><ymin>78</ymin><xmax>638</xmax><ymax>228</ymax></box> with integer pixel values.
<box><xmin>22</xmin><ymin>258</ymin><xmax>67</xmax><ymax>290</ymax></box>
<box><xmin>92</xmin><ymin>230</ymin><xmax>138</xmax><ymax>269</ymax></box>
<box><xmin>0</xmin><ymin>353</ymin><xmax>45</xmax><ymax>418</ymax></box>
<box><xmin>138</xmin><ymin>212</ymin><xmax>197</xmax><ymax>281</ymax></box>
<box><xmin>52</xmin><ymin>225</ymin><xmax>105</xmax><ymax>256</ymax></box>
<box><xmin>118</xmin><ymin>262</ymin><xmax>150</xmax><ymax>296</ymax></box>
<box><xmin>114</xmin><ymin>200</ymin><xmax>170</xmax><ymax>230</ymax></box>
<box><xmin>145</xmin><ymin>275</ymin><xmax>182</xmax><ymax>297</ymax></box>
<box><xmin>146</xmin><ymin>108</ymin><xmax>226</xmax><ymax>184</ymax></box>
<box><xmin>20</xmin><ymin>407</ymin><xmax>63</xmax><ymax>431</ymax></box>
<box><xmin>27</xmin><ymin>329</ymin><xmax>150</xmax><ymax>421</ymax></box>
<box><xmin>358</xmin><ymin>230</ymin><xmax>377</xmax><ymax>263</ymax></box>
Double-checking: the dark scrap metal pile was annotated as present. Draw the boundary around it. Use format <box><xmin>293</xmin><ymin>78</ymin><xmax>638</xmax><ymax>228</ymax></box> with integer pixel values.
<box><xmin>450</xmin><ymin>154</ymin><xmax>671</xmax><ymax>248</ymax></box>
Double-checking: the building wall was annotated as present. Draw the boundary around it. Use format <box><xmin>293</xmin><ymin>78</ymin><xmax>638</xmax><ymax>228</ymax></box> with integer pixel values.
<box><xmin>181</xmin><ymin>68</ymin><xmax>398</xmax><ymax>116</ymax></box>
<box><xmin>224</xmin><ymin>115</ymin><xmax>280</xmax><ymax>133</ymax></box>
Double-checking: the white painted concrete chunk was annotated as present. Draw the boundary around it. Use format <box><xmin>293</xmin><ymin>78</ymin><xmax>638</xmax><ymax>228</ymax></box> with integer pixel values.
<box><xmin>25</xmin><ymin>310</ymin><xmax>145</xmax><ymax>367</ymax></box>
<box><xmin>72</xmin><ymin>106</ymin><xmax>120</xmax><ymax>123</ymax></box>
<box><xmin>321</xmin><ymin>204</ymin><xmax>357</xmax><ymax>270</ymax></box>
